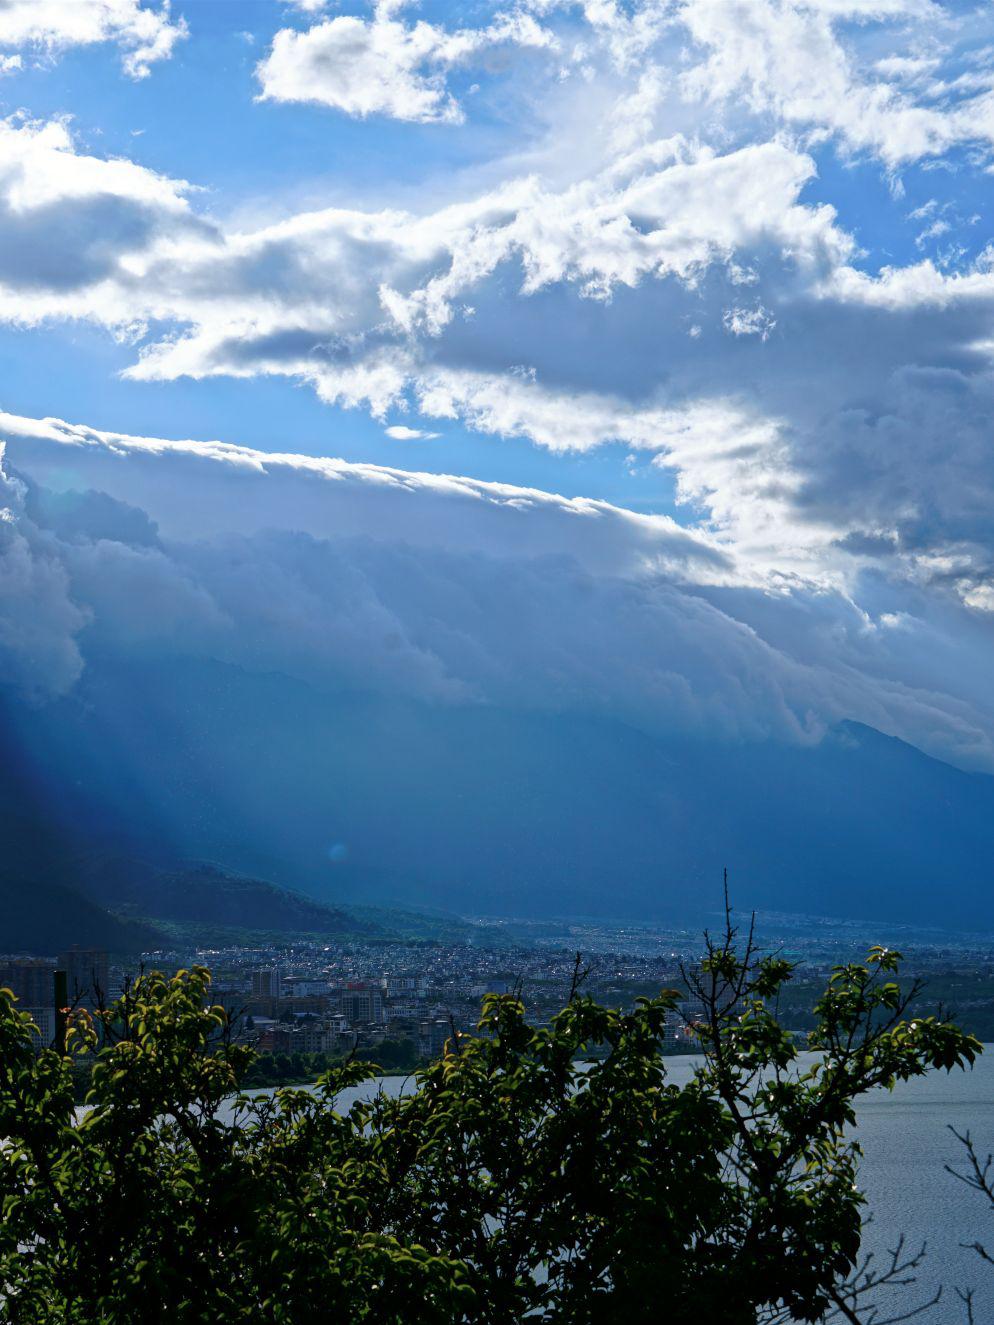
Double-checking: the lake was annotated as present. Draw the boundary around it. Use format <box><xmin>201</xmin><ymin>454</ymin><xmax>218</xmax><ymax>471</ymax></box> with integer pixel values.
<box><xmin>232</xmin><ymin>1051</ymin><xmax>994</xmax><ymax>1323</ymax></box>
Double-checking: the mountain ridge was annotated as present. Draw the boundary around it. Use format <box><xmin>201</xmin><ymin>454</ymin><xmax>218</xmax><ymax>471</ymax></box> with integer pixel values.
<box><xmin>6</xmin><ymin>656</ymin><xmax>992</xmax><ymax>936</ymax></box>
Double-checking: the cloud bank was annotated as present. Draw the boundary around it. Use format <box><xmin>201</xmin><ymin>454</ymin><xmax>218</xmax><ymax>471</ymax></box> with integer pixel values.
<box><xmin>1</xmin><ymin>1</ymin><xmax>994</xmax><ymax>793</ymax></box>
<box><xmin>3</xmin><ymin>408</ymin><xmax>994</xmax><ymax>775</ymax></box>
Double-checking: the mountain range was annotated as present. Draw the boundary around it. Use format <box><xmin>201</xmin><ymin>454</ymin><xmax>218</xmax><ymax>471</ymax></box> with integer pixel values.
<box><xmin>3</xmin><ymin>654</ymin><xmax>993</xmax><ymax>950</ymax></box>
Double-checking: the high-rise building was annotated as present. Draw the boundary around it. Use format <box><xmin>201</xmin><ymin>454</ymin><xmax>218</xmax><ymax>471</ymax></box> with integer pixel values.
<box><xmin>0</xmin><ymin>958</ymin><xmax>56</xmax><ymax>1007</ymax></box>
<box><xmin>340</xmin><ymin>984</ymin><xmax>384</xmax><ymax>1027</ymax></box>
<box><xmin>251</xmin><ymin>967</ymin><xmax>282</xmax><ymax>1000</ymax></box>
<box><xmin>383</xmin><ymin>975</ymin><xmax>429</xmax><ymax>998</ymax></box>
<box><xmin>57</xmin><ymin>948</ymin><xmax>110</xmax><ymax>1009</ymax></box>
<box><xmin>25</xmin><ymin>1005</ymin><xmax>55</xmax><ymax>1050</ymax></box>
<box><xmin>418</xmin><ymin>1019</ymin><xmax>456</xmax><ymax>1060</ymax></box>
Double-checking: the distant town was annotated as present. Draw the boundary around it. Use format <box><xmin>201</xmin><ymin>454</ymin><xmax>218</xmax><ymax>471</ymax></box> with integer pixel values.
<box><xmin>6</xmin><ymin>910</ymin><xmax>994</xmax><ymax>1072</ymax></box>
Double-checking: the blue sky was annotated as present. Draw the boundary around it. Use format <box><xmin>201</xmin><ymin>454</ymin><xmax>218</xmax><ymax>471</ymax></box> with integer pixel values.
<box><xmin>0</xmin><ymin>0</ymin><xmax>690</xmax><ymax>509</ymax></box>
<box><xmin>2</xmin><ymin>0</ymin><xmax>994</xmax><ymax>504</ymax></box>
<box><xmin>3</xmin><ymin>0</ymin><xmax>994</xmax><ymax>782</ymax></box>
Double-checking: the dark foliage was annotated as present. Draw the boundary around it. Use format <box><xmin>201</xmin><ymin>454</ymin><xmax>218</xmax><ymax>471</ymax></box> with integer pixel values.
<box><xmin>0</xmin><ymin>923</ymin><xmax>979</xmax><ymax>1323</ymax></box>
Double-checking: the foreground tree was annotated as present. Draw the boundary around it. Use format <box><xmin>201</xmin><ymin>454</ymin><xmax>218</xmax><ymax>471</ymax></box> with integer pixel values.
<box><xmin>0</xmin><ymin>927</ymin><xmax>979</xmax><ymax>1324</ymax></box>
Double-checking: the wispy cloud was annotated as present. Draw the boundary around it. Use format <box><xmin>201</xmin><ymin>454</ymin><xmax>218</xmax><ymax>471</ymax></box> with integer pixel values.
<box><xmin>0</xmin><ymin>0</ymin><xmax>186</xmax><ymax>79</ymax></box>
<box><xmin>384</xmin><ymin>424</ymin><xmax>440</xmax><ymax>440</ymax></box>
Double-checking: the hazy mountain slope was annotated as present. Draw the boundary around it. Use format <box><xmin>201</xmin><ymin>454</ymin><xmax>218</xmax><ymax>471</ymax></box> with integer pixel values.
<box><xmin>74</xmin><ymin>855</ymin><xmax>363</xmax><ymax>934</ymax></box>
<box><xmin>0</xmin><ymin>706</ymin><xmax>161</xmax><ymax>954</ymax></box>
<box><xmin>13</xmin><ymin>657</ymin><xmax>994</xmax><ymax>932</ymax></box>
<box><xmin>0</xmin><ymin>699</ymin><xmax>361</xmax><ymax>950</ymax></box>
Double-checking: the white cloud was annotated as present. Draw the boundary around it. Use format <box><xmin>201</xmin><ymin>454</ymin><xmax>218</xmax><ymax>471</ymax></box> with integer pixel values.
<box><xmin>0</xmin><ymin>0</ymin><xmax>186</xmax><ymax>78</ymax></box>
<box><xmin>0</xmin><ymin>112</ymin><xmax>848</xmax><ymax>432</ymax></box>
<box><xmin>0</xmin><ymin>114</ymin><xmax>209</xmax><ymax>337</ymax></box>
<box><xmin>721</xmin><ymin>303</ymin><xmax>776</xmax><ymax>339</ymax></box>
<box><xmin>677</xmin><ymin>0</ymin><xmax>994</xmax><ymax>167</ymax></box>
<box><xmin>384</xmin><ymin>424</ymin><xmax>439</xmax><ymax>440</ymax></box>
<box><xmin>105</xmin><ymin>134</ymin><xmax>849</xmax><ymax>411</ymax></box>
<box><xmin>254</xmin><ymin>0</ymin><xmax>994</xmax><ymax>168</ymax></box>
<box><xmin>412</xmin><ymin>366</ymin><xmax>778</xmax><ymax>462</ymax></box>
<box><xmin>257</xmin><ymin>1</ymin><xmax>556</xmax><ymax>123</ymax></box>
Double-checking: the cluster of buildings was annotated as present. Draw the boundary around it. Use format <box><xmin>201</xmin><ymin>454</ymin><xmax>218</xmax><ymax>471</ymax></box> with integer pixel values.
<box><xmin>151</xmin><ymin>939</ymin><xmax>717</xmax><ymax>1061</ymax></box>
<box><xmin>11</xmin><ymin>917</ymin><xmax>984</xmax><ymax>1064</ymax></box>
<box><xmin>223</xmin><ymin>963</ymin><xmax>508</xmax><ymax>1060</ymax></box>
<box><xmin>0</xmin><ymin>948</ymin><xmax>110</xmax><ymax>1049</ymax></box>
<box><xmin>0</xmin><ymin>945</ymin><xmax>510</xmax><ymax>1060</ymax></box>
<box><xmin>0</xmin><ymin>938</ymin><xmax>708</xmax><ymax>1060</ymax></box>
<box><xmin>0</xmin><ymin>926</ymin><xmax>743</xmax><ymax>1060</ymax></box>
